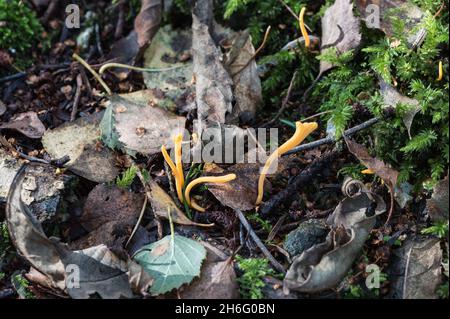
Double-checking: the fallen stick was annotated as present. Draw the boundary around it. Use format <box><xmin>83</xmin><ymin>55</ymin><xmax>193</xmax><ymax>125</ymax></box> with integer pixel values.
<box><xmin>283</xmin><ymin>117</ymin><xmax>379</xmax><ymax>156</ymax></box>
<box><xmin>260</xmin><ymin>150</ymin><xmax>339</xmax><ymax>217</ymax></box>
<box><xmin>235</xmin><ymin>209</ymin><xmax>286</xmax><ymax>273</ymax></box>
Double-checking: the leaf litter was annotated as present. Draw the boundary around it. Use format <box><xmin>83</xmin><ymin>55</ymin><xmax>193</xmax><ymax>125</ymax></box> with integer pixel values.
<box><xmin>0</xmin><ymin>0</ymin><xmax>447</xmax><ymax>300</ymax></box>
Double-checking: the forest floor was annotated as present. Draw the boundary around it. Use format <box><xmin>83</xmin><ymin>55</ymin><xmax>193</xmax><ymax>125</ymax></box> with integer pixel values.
<box><xmin>0</xmin><ymin>0</ymin><xmax>448</xmax><ymax>300</ymax></box>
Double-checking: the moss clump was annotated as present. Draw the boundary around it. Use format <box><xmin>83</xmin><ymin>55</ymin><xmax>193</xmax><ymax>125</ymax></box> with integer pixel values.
<box><xmin>0</xmin><ymin>0</ymin><xmax>44</xmax><ymax>68</ymax></box>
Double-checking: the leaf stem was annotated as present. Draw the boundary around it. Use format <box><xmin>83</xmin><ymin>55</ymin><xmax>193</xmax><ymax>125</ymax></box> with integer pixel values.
<box><xmin>73</xmin><ymin>53</ymin><xmax>112</xmax><ymax>95</ymax></box>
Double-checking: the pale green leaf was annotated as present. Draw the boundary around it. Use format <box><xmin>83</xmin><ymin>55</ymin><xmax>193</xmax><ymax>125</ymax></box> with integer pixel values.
<box><xmin>133</xmin><ymin>234</ymin><xmax>206</xmax><ymax>295</ymax></box>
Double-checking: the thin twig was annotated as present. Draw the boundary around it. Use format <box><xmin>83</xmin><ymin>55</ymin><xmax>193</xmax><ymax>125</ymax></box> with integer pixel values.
<box><xmin>79</xmin><ymin>68</ymin><xmax>93</xmax><ymax>98</ymax></box>
<box><xmin>283</xmin><ymin>118</ymin><xmax>380</xmax><ymax>156</ymax></box>
<box><xmin>70</xmin><ymin>74</ymin><xmax>83</xmax><ymax>121</ymax></box>
<box><xmin>232</xmin><ymin>26</ymin><xmax>272</xmax><ymax>77</ymax></box>
<box><xmin>0</xmin><ymin>72</ymin><xmax>26</xmax><ymax>84</ymax></box>
<box><xmin>115</xmin><ymin>2</ymin><xmax>125</xmax><ymax>39</ymax></box>
<box><xmin>0</xmin><ymin>135</ymin><xmax>69</xmax><ymax>167</ymax></box>
<box><xmin>235</xmin><ymin>209</ymin><xmax>286</xmax><ymax>273</ymax></box>
<box><xmin>300</xmin><ymin>110</ymin><xmax>333</xmax><ymax>122</ymax></box>
<box><xmin>40</xmin><ymin>0</ymin><xmax>58</xmax><ymax>24</ymax></box>
<box><xmin>125</xmin><ymin>195</ymin><xmax>148</xmax><ymax>248</ymax></box>
<box><xmin>264</xmin><ymin>70</ymin><xmax>298</xmax><ymax>127</ymax></box>
<box><xmin>275</xmin><ymin>0</ymin><xmax>298</xmax><ymax>20</ymax></box>
<box><xmin>72</xmin><ymin>53</ymin><xmax>112</xmax><ymax>95</ymax></box>
<box><xmin>99</xmin><ymin>62</ymin><xmax>187</xmax><ymax>75</ymax></box>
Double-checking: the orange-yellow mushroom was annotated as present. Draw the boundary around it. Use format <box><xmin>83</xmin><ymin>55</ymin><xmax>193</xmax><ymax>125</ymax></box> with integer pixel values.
<box><xmin>161</xmin><ymin>134</ymin><xmax>185</xmax><ymax>202</ymax></box>
<box><xmin>174</xmin><ymin>134</ymin><xmax>185</xmax><ymax>202</ymax></box>
<box><xmin>299</xmin><ymin>7</ymin><xmax>310</xmax><ymax>48</ymax></box>
<box><xmin>255</xmin><ymin>121</ymin><xmax>318</xmax><ymax>205</ymax></box>
<box><xmin>161</xmin><ymin>145</ymin><xmax>177</xmax><ymax>174</ymax></box>
<box><xmin>361</xmin><ymin>168</ymin><xmax>375</xmax><ymax>175</ymax></box>
<box><xmin>438</xmin><ymin>61</ymin><xmax>443</xmax><ymax>81</ymax></box>
<box><xmin>184</xmin><ymin>174</ymin><xmax>237</xmax><ymax>212</ymax></box>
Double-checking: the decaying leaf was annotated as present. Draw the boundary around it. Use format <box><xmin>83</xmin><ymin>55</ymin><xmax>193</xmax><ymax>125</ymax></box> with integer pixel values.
<box><xmin>320</xmin><ymin>0</ymin><xmax>362</xmax><ymax>73</ymax></box>
<box><xmin>6</xmin><ymin>163</ymin><xmax>152</xmax><ymax>298</ymax></box>
<box><xmin>380</xmin><ymin>80</ymin><xmax>421</xmax><ymax>139</ymax></box>
<box><xmin>0</xmin><ymin>99</ymin><xmax>6</xmax><ymax>116</ymax></box>
<box><xmin>345</xmin><ymin>138</ymin><xmax>399</xmax><ymax>221</ymax></box>
<box><xmin>134</xmin><ymin>0</ymin><xmax>162</xmax><ymax>49</ymax></box>
<box><xmin>203</xmin><ymin>162</ymin><xmax>262</xmax><ymax>211</ymax></box>
<box><xmin>225</xmin><ymin>30</ymin><xmax>262</xmax><ymax>122</ymax></box>
<box><xmin>0</xmin><ymin>111</ymin><xmax>45</xmax><ymax>139</ymax></box>
<box><xmin>356</xmin><ymin>0</ymin><xmax>425</xmax><ymax>47</ymax></box>
<box><xmin>42</xmin><ymin>112</ymin><xmax>119</xmax><ymax>183</ymax></box>
<box><xmin>180</xmin><ymin>243</ymin><xmax>239</xmax><ymax>299</ymax></box>
<box><xmin>133</xmin><ymin>234</ymin><xmax>207</xmax><ymax>295</ymax></box>
<box><xmin>388</xmin><ymin>236</ymin><xmax>443</xmax><ymax>299</ymax></box>
<box><xmin>284</xmin><ymin>191</ymin><xmax>386</xmax><ymax>293</ymax></box>
<box><xmin>70</xmin><ymin>184</ymin><xmax>145</xmax><ymax>250</ymax></box>
<box><xmin>142</xmin><ymin>25</ymin><xmax>194</xmax><ymax>113</ymax></box>
<box><xmin>192</xmin><ymin>1</ymin><xmax>234</xmax><ymax>127</ymax></box>
<box><xmin>3</xmin><ymin>162</ymin><xmax>75</xmax><ymax>231</ymax></box>
<box><xmin>146</xmin><ymin>180</ymin><xmax>214</xmax><ymax>227</ymax></box>
<box><xmin>203</xmin><ymin>151</ymin><xmax>290</xmax><ymax>211</ymax></box>
<box><xmin>101</xmin><ymin>95</ymin><xmax>186</xmax><ymax>156</ymax></box>
<box><xmin>0</xmin><ymin>148</ymin><xmax>23</xmax><ymax>203</ymax></box>
<box><xmin>426</xmin><ymin>176</ymin><xmax>449</xmax><ymax>223</ymax></box>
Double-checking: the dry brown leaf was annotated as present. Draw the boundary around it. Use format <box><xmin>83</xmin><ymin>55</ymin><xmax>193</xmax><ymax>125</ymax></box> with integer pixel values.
<box><xmin>180</xmin><ymin>243</ymin><xmax>239</xmax><ymax>299</ymax></box>
<box><xmin>42</xmin><ymin>112</ymin><xmax>118</xmax><ymax>183</ymax></box>
<box><xmin>192</xmin><ymin>1</ymin><xmax>234</xmax><ymax>128</ymax></box>
<box><xmin>225</xmin><ymin>30</ymin><xmax>263</xmax><ymax>123</ymax></box>
<box><xmin>284</xmin><ymin>192</ymin><xmax>386</xmax><ymax>293</ymax></box>
<box><xmin>106</xmin><ymin>95</ymin><xmax>186</xmax><ymax>156</ymax></box>
<box><xmin>204</xmin><ymin>162</ymin><xmax>261</xmax><ymax>211</ymax></box>
<box><xmin>134</xmin><ymin>0</ymin><xmax>162</xmax><ymax>49</ymax></box>
<box><xmin>147</xmin><ymin>180</ymin><xmax>214</xmax><ymax>227</ymax></box>
<box><xmin>380</xmin><ymin>80</ymin><xmax>421</xmax><ymax>139</ymax></box>
<box><xmin>388</xmin><ymin>237</ymin><xmax>443</xmax><ymax>299</ymax></box>
<box><xmin>0</xmin><ymin>99</ymin><xmax>6</xmax><ymax>116</ymax></box>
<box><xmin>426</xmin><ymin>176</ymin><xmax>449</xmax><ymax>223</ymax></box>
<box><xmin>345</xmin><ymin>138</ymin><xmax>399</xmax><ymax>222</ymax></box>
<box><xmin>356</xmin><ymin>0</ymin><xmax>425</xmax><ymax>47</ymax></box>
<box><xmin>320</xmin><ymin>0</ymin><xmax>362</xmax><ymax>73</ymax></box>
<box><xmin>70</xmin><ymin>184</ymin><xmax>145</xmax><ymax>250</ymax></box>
<box><xmin>0</xmin><ymin>111</ymin><xmax>45</xmax><ymax>139</ymax></box>
<box><xmin>6</xmin><ymin>163</ymin><xmax>151</xmax><ymax>298</ymax></box>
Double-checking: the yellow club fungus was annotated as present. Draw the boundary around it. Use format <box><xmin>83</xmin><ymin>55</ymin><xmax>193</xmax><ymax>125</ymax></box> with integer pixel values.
<box><xmin>185</xmin><ymin>174</ymin><xmax>237</xmax><ymax>213</ymax></box>
<box><xmin>299</xmin><ymin>7</ymin><xmax>310</xmax><ymax>48</ymax></box>
<box><xmin>255</xmin><ymin>121</ymin><xmax>318</xmax><ymax>205</ymax></box>
<box><xmin>438</xmin><ymin>61</ymin><xmax>443</xmax><ymax>81</ymax></box>
<box><xmin>161</xmin><ymin>134</ymin><xmax>185</xmax><ymax>202</ymax></box>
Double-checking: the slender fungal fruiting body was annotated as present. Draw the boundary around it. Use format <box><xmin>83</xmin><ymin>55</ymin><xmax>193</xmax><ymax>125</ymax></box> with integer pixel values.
<box><xmin>361</xmin><ymin>169</ymin><xmax>375</xmax><ymax>175</ymax></box>
<box><xmin>161</xmin><ymin>134</ymin><xmax>185</xmax><ymax>202</ymax></box>
<box><xmin>174</xmin><ymin>134</ymin><xmax>185</xmax><ymax>202</ymax></box>
<box><xmin>185</xmin><ymin>174</ymin><xmax>237</xmax><ymax>213</ymax></box>
<box><xmin>161</xmin><ymin>145</ymin><xmax>177</xmax><ymax>174</ymax></box>
<box><xmin>255</xmin><ymin>121</ymin><xmax>318</xmax><ymax>205</ymax></box>
<box><xmin>438</xmin><ymin>61</ymin><xmax>443</xmax><ymax>81</ymax></box>
<box><xmin>299</xmin><ymin>7</ymin><xmax>310</xmax><ymax>48</ymax></box>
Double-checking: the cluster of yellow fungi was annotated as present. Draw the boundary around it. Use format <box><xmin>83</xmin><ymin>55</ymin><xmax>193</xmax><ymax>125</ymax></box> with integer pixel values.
<box><xmin>162</xmin><ymin>122</ymin><xmax>318</xmax><ymax>212</ymax></box>
<box><xmin>161</xmin><ymin>134</ymin><xmax>236</xmax><ymax>213</ymax></box>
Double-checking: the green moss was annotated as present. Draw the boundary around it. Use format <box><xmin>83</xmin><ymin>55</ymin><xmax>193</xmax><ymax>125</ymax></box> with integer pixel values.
<box><xmin>0</xmin><ymin>0</ymin><xmax>44</xmax><ymax>68</ymax></box>
<box><xmin>235</xmin><ymin>255</ymin><xmax>275</xmax><ymax>299</ymax></box>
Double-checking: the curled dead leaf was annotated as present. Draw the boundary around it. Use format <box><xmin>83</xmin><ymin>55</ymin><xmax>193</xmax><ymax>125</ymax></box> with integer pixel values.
<box><xmin>6</xmin><ymin>163</ymin><xmax>151</xmax><ymax>298</ymax></box>
<box><xmin>345</xmin><ymin>138</ymin><xmax>399</xmax><ymax>222</ymax></box>
<box><xmin>0</xmin><ymin>111</ymin><xmax>45</xmax><ymax>139</ymax></box>
<box><xmin>284</xmin><ymin>191</ymin><xmax>386</xmax><ymax>293</ymax></box>
<box><xmin>146</xmin><ymin>180</ymin><xmax>214</xmax><ymax>227</ymax></box>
